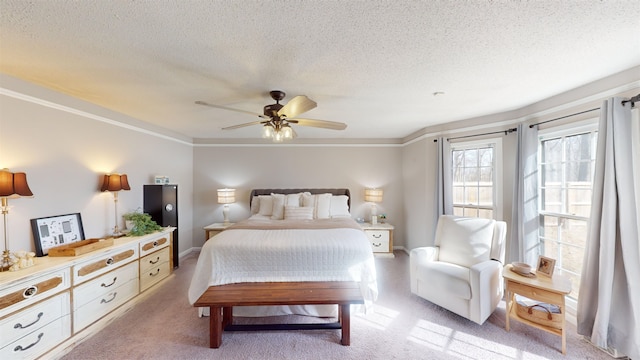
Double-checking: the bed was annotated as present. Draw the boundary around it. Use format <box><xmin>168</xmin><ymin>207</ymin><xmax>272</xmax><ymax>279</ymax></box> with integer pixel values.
<box><xmin>188</xmin><ymin>188</ymin><xmax>378</xmax><ymax>317</ymax></box>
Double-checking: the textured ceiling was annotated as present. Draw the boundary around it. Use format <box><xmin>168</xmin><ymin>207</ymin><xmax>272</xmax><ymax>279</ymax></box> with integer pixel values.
<box><xmin>1</xmin><ymin>0</ymin><xmax>639</xmax><ymax>141</ymax></box>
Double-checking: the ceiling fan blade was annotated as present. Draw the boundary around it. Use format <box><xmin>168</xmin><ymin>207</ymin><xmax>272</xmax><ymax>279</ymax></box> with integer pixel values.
<box><xmin>195</xmin><ymin>101</ymin><xmax>268</xmax><ymax>119</ymax></box>
<box><xmin>222</xmin><ymin>120</ymin><xmax>267</xmax><ymax>130</ymax></box>
<box><xmin>288</xmin><ymin>118</ymin><xmax>347</xmax><ymax>130</ymax></box>
<box><xmin>277</xmin><ymin>95</ymin><xmax>317</xmax><ymax>118</ymax></box>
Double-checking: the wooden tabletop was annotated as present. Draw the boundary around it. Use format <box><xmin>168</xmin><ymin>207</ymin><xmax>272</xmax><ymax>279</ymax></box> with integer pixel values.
<box><xmin>504</xmin><ymin>264</ymin><xmax>572</xmax><ymax>294</ymax></box>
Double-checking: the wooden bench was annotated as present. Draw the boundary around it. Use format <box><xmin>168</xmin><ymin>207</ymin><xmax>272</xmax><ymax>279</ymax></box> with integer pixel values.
<box><xmin>194</xmin><ymin>281</ymin><xmax>364</xmax><ymax>348</ymax></box>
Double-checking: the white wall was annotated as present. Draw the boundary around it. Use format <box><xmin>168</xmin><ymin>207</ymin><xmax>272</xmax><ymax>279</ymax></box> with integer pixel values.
<box><xmin>192</xmin><ymin>145</ymin><xmax>404</xmax><ymax>248</ymax></box>
<box><xmin>0</xmin><ymin>76</ymin><xmax>194</xmax><ymax>256</ymax></box>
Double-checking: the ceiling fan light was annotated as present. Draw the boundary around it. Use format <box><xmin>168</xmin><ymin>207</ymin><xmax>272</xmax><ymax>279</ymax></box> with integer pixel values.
<box><xmin>273</xmin><ymin>130</ymin><xmax>284</xmax><ymax>142</ymax></box>
<box><xmin>282</xmin><ymin>125</ymin><xmax>293</xmax><ymax>139</ymax></box>
<box><xmin>262</xmin><ymin>124</ymin><xmax>274</xmax><ymax>138</ymax></box>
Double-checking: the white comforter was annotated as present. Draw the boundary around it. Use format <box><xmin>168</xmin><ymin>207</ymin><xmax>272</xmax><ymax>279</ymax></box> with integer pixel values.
<box><xmin>188</xmin><ymin>218</ymin><xmax>377</xmax><ymax>316</ymax></box>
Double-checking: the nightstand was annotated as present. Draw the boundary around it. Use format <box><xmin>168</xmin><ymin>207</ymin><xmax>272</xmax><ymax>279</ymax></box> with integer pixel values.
<box><xmin>504</xmin><ymin>264</ymin><xmax>572</xmax><ymax>354</ymax></box>
<box><xmin>360</xmin><ymin>222</ymin><xmax>394</xmax><ymax>257</ymax></box>
<box><xmin>204</xmin><ymin>222</ymin><xmax>234</xmax><ymax>240</ymax></box>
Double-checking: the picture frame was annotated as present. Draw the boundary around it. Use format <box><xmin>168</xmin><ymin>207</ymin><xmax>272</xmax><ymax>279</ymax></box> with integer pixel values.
<box><xmin>536</xmin><ymin>255</ymin><xmax>556</xmax><ymax>277</ymax></box>
<box><xmin>154</xmin><ymin>176</ymin><xmax>170</xmax><ymax>184</ymax></box>
<box><xmin>31</xmin><ymin>213</ymin><xmax>85</xmax><ymax>257</ymax></box>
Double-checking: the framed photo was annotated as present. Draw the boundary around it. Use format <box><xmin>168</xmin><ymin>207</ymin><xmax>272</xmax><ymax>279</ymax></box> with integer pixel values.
<box><xmin>536</xmin><ymin>255</ymin><xmax>556</xmax><ymax>277</ymax></box>
<box><xmin>31</xmin><ymin>213</ymin><xmax>85</xmax><ymax>257</ymax></box>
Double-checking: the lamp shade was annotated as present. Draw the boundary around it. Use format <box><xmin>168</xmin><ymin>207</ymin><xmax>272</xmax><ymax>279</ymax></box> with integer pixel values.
<box><xmin>100</xmin><ymin>174</ymin><xmax>131</xmax><ymax>192</ymax></box>
<box><xmin>0</xmin><ymin>169</ymin><xmax>33</xmax><ymax>198</ymax></box>
<box><xmin>217</xmin><ymin>188</ymin><xmax>236</xmax><ymax>204</ymax></box>
<box><xmin>364</xmin><ymin>188</ymin><xmax>383</xmax><ymax>202</ymax></box>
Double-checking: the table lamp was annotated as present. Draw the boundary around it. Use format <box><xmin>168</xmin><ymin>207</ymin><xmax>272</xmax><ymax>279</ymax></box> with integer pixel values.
<box><xmin>1</xmin><ymin>169</ymin><xmax>34</xmax><ymax>271</ymax></box>
<box><xmin>101</xmin><ymin>173</ymin><xmax>130</xmax><ymax>237</ymax></box>
<box><xmin>364</xmin><ymin>188</ymin><xmax>383</xmax><ymax>224</ymax></box>
<box><xmin>217</xmin><ymin>188</ymin><xmax>236</xmax><ymax>224</ymax></box>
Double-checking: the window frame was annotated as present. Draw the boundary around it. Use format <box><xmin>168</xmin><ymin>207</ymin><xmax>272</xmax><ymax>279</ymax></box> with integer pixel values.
<box><xmin>450</xmin><ymin>137</ymin><xmax>503</xmax><ymax>220</ymax></box>
<box><xmin>537</xmin><ymin>118</ymin><xmax>598</xmax><ymax>310</ymax></box>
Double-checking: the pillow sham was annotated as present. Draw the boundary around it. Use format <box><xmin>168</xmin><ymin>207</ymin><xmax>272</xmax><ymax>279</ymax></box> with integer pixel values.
<box><xmin>284</xmin><ymin>206</ymin><xmax>314</xmax><ymax>220</ymax></box>
<box><xmin>285</xmin><ymin>193</ymin><xmax>302</xmax><ymax>207</ymax></box>
<box><xmin>251</xmin><ymin>196</ymin><xmax>260</xmax><ymax>214</ymax></box>
<box><xmin>271</xmin><ymin>193</ymin><xmax>286</xmax><ymax>220</ymax></box>
<box><xmin>315</xmin><ymin>193</ymin><xmax>332</xmax><ymax>219</ymax></box>
<box><xmin>258</xmin><ymin>195</ymin><xmax>273</xmax><ymax>216</ymax></box>
<box><xmin>329</xmin><ymin>195</ymin><xmax>350</xmax><ymax>218</ymax></box>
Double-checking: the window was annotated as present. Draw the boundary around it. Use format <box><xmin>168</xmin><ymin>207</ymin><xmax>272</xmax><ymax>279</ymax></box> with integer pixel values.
<box><xmin>451</xmin><ymin>138</ymin><xmax>502</xmax><ymax>220</ymax></box>
<box><xmin>539</xmin><ymin>125</ymin><xmax>598</xmax><ymax>301</ymax></box>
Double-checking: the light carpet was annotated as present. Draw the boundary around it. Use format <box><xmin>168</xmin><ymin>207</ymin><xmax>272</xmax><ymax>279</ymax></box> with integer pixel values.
<box><xmin>61</xmin><ymin>251</ymin><xmax>613</xmax><ymax>360</ymax></box>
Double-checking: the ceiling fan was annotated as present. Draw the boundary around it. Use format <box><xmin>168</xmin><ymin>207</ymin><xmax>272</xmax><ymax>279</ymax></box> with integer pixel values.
<box><xmin>196</xmin><ymin>90</ymin><xmax>347</xmax><ymax>142</ymax></box>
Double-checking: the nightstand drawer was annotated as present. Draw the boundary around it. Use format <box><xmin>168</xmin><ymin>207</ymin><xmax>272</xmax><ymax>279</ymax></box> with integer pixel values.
<box><xmin>364</xmin><ymin>230</ymin><xmax>390</xmax><ymax>253</ymax></box>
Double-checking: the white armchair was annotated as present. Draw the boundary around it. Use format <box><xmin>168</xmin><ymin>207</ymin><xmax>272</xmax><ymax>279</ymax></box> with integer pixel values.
<box><xmin>410</xmin><ymin>215</ymin><xmax>506</xmax><ymax>325</ymax></box>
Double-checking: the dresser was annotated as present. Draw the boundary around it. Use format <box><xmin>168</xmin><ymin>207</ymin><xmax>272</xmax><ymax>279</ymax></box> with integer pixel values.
<box><xmin>0</xmin><ymin>228</ymin><xmax>174</xmax><ymax>359</ymax></box>
<box><xmin>360</xmin><ymin>222</ymin><xmax>394</xmax><ymax>257</ymax></box>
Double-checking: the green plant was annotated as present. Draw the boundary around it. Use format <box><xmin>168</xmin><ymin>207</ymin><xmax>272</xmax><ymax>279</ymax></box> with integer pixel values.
<box><xmin>122</xmin><ymin>211</ymin><xmax>162</xmax><ymax>236</ymax></box>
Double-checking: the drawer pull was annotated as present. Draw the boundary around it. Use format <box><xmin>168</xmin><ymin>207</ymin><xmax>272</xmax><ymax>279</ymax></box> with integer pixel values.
<box><xmin>100</xmin><ymin>292</ymin><xmax>117</xmax><ymax>304</ymax></box>
<box><xmin>149</xmin><ymin>256</ymin><xmax>161</xmax><ymax>265</ymax></box>
<box><xmin>105</xmin><ymin>257</ymin><xmax>114</xmax><ymax>266</ymax></box>
<box><xmin>14</xmin><ymin>332</ymin><xmax>43</xmax><ymax>352</ymax></box>
<box><xmin>372</xmin><ymin>234</ymin><xmax>382</xmax><ymax>239</ymax></box>
<box><xmin>142</xmin><ymin>237</ymin><xmax>168</xmax><ymax>251</ymax></box>
<box><xmin>23</xmin><ymin>286</ymin><xmax>38</xmax><ymax>298</ymax></box>
<box><xmin>14</xmin><ymin>312</ymin><xmax>43</xmax><ymax>329</ymax></box>
<box><xmin>149</xmin><ymin>268</ymin><xmax>161</xmax><ymax>277</ymax></box>
<box><xmin>372</xmin><ymin>242</ymin><xmax>382</xmax><ymax>247</ymax></box>
<box><xmin>101</xmin><ymin>277</ymin><xmax>118</xmax><ymax>288</ymax></box>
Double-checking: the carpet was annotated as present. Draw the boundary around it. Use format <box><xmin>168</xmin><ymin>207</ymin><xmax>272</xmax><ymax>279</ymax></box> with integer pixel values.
<box><xmin>60</xmin><ymin>251</ymin><xmax>613</xmax><ymax>360</ymax></box>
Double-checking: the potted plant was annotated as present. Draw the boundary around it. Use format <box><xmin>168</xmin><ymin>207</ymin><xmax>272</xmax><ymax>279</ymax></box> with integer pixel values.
<box><xmin>122</xmin><ymin>211</ymin><xmax>163</xmax><ymax>236</ymax></box>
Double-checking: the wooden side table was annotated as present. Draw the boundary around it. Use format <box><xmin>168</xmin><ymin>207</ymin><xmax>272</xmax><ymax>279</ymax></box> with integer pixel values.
<box><xmin>503</xmin><ymin>264</ymin><xmax>572</xmax><ymax>354</ymax></box>
<box><xmin>204</xmin><ymin>222</ymin><xmax>234</xmax><ymax>241</ymax></box>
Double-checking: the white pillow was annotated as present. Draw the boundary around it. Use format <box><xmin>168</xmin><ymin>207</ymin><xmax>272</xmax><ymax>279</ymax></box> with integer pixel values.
<box><xmin>329</xmin><ymin>195</ymin><xmax>350</xmax><ymax>218</ymax></box>
<box><xmin>271</xmin><ymin>193</ymin><xmax>286</xmax><ymax>220</ymax></box>
<box><xmin>284</xmin><ymin>206</ymin><xmax>313</xmax><ymax>220</ymax></box>
<box><xmin>285</xmin><ymin>193</ymin><xmax>302</xmax><ymax>207</ymax></box>
<box><xmin>251</xmin><ymin>196</ymin><xmax>260</xmax><ymax>214</ymax></box>
<box><xmin>258</xmin><ymin>195</ymin><xmax>273</xmax><ymax>216</ymax></box>
<box><xmin>301</xmin><ymin>192</ymin><xmax>314</xmax><ymax>208</ymax></box>
<box><xmin>315</xmin><ymin>193</ymin><xmax>332</xmax><ymax>219</ymax></box>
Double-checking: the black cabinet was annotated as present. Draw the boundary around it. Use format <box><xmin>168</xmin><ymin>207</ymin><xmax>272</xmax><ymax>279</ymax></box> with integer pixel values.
<box><xmin>144</xmin><ymin>184</ymin><xmax>179</xmax><ymax>268</ymax></box>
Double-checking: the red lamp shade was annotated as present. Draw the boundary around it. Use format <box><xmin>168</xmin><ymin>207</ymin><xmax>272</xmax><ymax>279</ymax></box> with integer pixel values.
<box><xmin>0</xmin><ymin>169</ymin><xmax>34</xmax><ymax>198</ymax></box>
<box><xmin>100</xmin><ymin>174</ymin><xmax>131</xmax><ymax>192</ymax></box>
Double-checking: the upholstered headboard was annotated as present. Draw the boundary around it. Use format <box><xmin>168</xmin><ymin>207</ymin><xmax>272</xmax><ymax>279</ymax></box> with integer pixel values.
<box><xmin>249</xmin><ymin>188</ymin><xmax>351</xmax><ymax>210</ymax></box>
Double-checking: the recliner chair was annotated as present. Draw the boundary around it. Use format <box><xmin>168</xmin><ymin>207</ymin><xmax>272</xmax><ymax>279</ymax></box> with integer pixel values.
<box><xmin>410</xmin><ymin>215</ymin><xmax>507</xmax><ymax>325</ymax></box>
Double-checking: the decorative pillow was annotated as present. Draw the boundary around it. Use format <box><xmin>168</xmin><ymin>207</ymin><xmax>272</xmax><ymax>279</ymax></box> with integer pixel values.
<box><xmin>251</xmin><ymin>196</ymin><xmax>260</xmax><ymax>214</ymax></box>
<box><xmin>258</xmin><ymin>195</ymin><xmax>273</xmax><ymax>216</ymax></box>
<box><xmin>270</xmin><ymin>193</ymin><xmax>286</xmax><ymax>220</ymax></box>
<box><xmin>301</xmin><ymin>192</ymin><xmax>314</xmax><ymax>208</ymax></box>
<box><xmin>329</xmin><ymin>195</ymin><xmax>350</xmax><ymax>218</ymax></box>
<box><xmin>315</xmin><ymin>193</ymin><xmax>332</xmax><ymax>219</ymax></box>
<box><xmin>437</xmin><ymin>216</ymin><xmax>496</xmax><ymax>268</ymax></box>
<box><xmin>284</xmin><ymin>206</ymin><xmax>313</xmax><ymax>220</ymax></box>
<box><xmin>285</xmin><ymin>193</ymin><xmax>302</xmax><ymax>207</ymax></box>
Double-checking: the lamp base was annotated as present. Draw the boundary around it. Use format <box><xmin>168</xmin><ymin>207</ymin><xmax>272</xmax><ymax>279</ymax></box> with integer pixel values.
<box><xmin>1</xmin><ymin>249</ymin><xmax>12</xmax><ymax>272</ymax></box>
